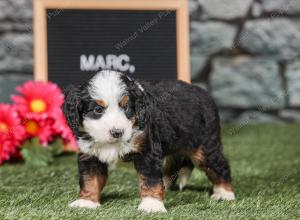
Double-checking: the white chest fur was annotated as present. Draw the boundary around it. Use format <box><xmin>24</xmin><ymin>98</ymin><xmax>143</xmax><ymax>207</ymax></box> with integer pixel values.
<box><xmin>78</xmin><ymin>139</ymin><xmax>134</xmax><ymax>164</ymax></box>
<box><xmin>77</xmin><ymin>129</ymin><xmax>144</xmax><ymax>164</ymax></box>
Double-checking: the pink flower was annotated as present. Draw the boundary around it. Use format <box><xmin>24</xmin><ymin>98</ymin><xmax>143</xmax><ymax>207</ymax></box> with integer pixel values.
<box><xmin>12</xmin><ymin>81</ymin><xmax>64</xmax><ymax>120</ymax></box>
<box><xmin>23</xmin><ymin>119</ymin><xmax>53</xmax><ymax>145</ymax></box>
<box><xmin>0</xmin><ymin>104</ymin><xmax>26</xmax><ymax>164</ymax></box>
<box><xmin>51</xmin><ymin>113</ymin><xmax>77</xmax><ymax>151</ymax></box>
<box><xmin>0</xmin><ymin>137</ymin><xmax>13</xmax><ymax>164</ymax></box>
<box><xmin>11</xmin><ymin>80</ymin><xmax>77</xmax><ymax>151</ymax></box>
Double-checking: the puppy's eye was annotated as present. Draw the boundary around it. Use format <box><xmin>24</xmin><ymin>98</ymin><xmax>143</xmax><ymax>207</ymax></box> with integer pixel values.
<box><xmin>122</xmin><ymin>103</ymin><xmax>129</xmax><ymax>112</ymax></box>
<box><xmin>94</xmin><ymin>106</ymin><xmax>104</xmax><ymax>114</ymax></box>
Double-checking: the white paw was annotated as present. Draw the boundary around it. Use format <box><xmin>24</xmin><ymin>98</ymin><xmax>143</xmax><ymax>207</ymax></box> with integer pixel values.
<box><xmin>138</xmin><ymin>197</ymin><xmax>167</xmax><ymax>213</ymax></box>
<box><xmin>211</xmin><ymin>186</ymin><xmax>235</xmax><ymax>201</ymax></box>
<box><xmin>69</xmin><ymin>199</ymin><xmax>100</xmax><ymax>209</ymax></box>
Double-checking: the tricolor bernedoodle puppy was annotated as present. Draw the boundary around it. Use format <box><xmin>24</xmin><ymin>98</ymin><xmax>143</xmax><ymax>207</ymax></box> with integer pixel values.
<box><xmin>63</xmin><ymin>70</ymin><xmax>235</xmax><ymax>213</ymax></box>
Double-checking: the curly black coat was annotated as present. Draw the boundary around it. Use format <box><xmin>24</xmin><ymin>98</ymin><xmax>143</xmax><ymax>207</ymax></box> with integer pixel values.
<box><xmin>63</xmin><ymin>73</ymin><xmax>233</xmax><ymax>206</ymax></box>
<box><xmin>129</xmin><ymin>79</ymin><xmax>232</xmax><ymax>186</ymax></box>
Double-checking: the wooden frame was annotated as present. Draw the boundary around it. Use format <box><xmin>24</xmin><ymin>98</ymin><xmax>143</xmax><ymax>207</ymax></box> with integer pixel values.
<box><xmin>34</xmin><ymin>0</ymin><xmax>190</xmax><ymax>82</ymax></box>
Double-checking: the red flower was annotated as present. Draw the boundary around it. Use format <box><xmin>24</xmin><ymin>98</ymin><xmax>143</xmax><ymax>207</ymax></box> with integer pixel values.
<box><xmin>11</xmin><ymin>80</ymin><xmax>77</xmax><ymax>152</ymax></box>
<box><xmin>23</xmin><ymin>119</ymin><xmax>53</xmax><ymax>145</ymax></box>
<box><xmin>0</xmin><ymin>137</ymin><xmax>13</xmax><ymax>164</ymax></box>
<box><xmin>0</xmin><ymin>104</ymin><xmax>25</xmax><ymax>164</ymax></box>
<box><xmin>12</xmin><ymin>81</ymin><xmax>64</xmax><ymax>120</ymax></box>
<box><xmin>51</xmin><ymin>113</ymin><xmax>77</xmax><ymax>150</ymax></box>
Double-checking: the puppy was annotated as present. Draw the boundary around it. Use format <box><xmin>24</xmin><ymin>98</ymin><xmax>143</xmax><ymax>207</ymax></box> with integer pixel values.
<box><xmin>63</xmin><ymin>70</ymin><xmax>235</xmax><ymax>213</ymax></box>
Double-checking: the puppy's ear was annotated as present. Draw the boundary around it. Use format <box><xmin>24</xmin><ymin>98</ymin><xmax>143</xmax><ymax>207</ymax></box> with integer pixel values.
<box><xmin>129</xmin><ymin>80</ymin><xmax>152</xmax><ymax>129</ymax></box>
<box><xmin>63</xmin><ymin>85</ymin><xmax>82</xmax><ymax>136</ymax></box>
<box><xmin>122</xmin><ymin>74</ymin><xmax>152</xmax><ymax>128</ymax></box>
<box><xmin>122</xmin><ymin>75</ymin><xmax>144</xmax><ymax>99</ymax></box>
<box><xmin>131</xmin><ymin>81</ymin><xmax>145</xmax><ymax>99</ymax></box>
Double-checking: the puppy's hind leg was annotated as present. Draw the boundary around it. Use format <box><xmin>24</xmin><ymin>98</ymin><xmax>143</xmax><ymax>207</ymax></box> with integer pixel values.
<box><xmin>205</xmin><ymin>148</ymin><xmax>235</xmax><ymax>201</ymax></box>
<box><xmin>190</xmin><ymin>146</ymin><xmax>235</xmax><ymax>201</ymax></box>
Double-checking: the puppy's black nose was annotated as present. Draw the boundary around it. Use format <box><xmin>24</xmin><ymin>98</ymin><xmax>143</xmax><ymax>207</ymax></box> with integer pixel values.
<box><xmin>110</xmin><ymin>129</ymin><xmax>124</xmax><ymax>138</ymax></box>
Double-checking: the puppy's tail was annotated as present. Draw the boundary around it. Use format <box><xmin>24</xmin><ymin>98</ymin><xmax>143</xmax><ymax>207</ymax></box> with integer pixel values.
<box><xmin>178</xmin><ymin>166</ymin><xmax>193</xmax><ymax>191</ymax></box>
<box><xmin>163</xmin><ymin>155</ymin><xmax>194</xmax><ymax>191</ymax></box>
<box><xmin>177</xmin><ymin>158</ymin><xmax>194</xmax><ymax>191</ymax></box>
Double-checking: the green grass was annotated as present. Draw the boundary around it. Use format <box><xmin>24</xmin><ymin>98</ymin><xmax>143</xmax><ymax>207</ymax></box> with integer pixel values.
<box><xmin>1</xmin><ymin>124</ymin><xmax>300</xmax><ymax>220</ymax></box>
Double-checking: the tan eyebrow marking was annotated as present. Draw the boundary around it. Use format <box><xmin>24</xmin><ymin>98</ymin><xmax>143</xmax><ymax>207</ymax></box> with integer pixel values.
<box><xmin>96</xmin><ymin>99</ymin><xmax>107</xmax><ymax>107</ymax></box>
<box><xmin>119</xmin><ymin>95</ymin><xmax>129</xmax><ymax>108</ymax></box>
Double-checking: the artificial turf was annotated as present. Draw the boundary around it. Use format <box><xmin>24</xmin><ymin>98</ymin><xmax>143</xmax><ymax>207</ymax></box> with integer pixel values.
<box><xmin>0</xmin><ymin>124</ymin><xmax>300</xmax><ymax>220</ymax></box>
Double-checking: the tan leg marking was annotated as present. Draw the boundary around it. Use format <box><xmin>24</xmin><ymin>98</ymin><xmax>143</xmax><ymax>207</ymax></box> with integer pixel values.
<box><xmin>139</xmin><ymin>175</ymin><xmax>164</xmax><ymax>201</ymax></box>
<box><xmin>79</xmin><ymin>174</ymin><xmax>107</xmax><ymax>203</ymax></box>
<box><xmin>214</xmin><ymin>181</ymin><xmax>233</xmax><ymax>191</ymax></box>
<box><xmin>138</xmin><ymin>175</ymin><xmax>167</xmax><ymax>213</ymax></box>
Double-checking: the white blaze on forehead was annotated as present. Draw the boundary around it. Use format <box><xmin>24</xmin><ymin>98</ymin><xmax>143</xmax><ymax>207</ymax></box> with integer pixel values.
<box><xmin>88</xmin><ymin>70</ymin><xmax>126</xmax><ymax>104</ymax></box>
<box><xmin>82</xmin><ymin>70</ymin><xmax>135</xmax><ymax>163</ymax></box>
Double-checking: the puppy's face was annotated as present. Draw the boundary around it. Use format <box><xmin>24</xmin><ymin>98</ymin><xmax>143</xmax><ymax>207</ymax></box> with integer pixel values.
<box><xmin>80</xmin><ymin>71</ymin><xmax>136</xmax><ymax>144</ymax></box>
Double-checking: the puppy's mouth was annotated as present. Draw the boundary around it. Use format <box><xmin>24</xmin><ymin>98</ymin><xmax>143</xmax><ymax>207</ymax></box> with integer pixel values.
<box><xmin>107</xmin><ymin>139</ymin><xmax>122</xmax><ymax>144</ymax></box>
<box><xmin>105</xmin><ymin>137</ymin><xmax>130</xmax><ymax>144</ymax></box>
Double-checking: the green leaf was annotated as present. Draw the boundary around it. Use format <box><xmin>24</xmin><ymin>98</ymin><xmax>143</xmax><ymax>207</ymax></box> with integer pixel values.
<box><xmin>20</xmin><ymin>139</ymin><xmax>54</xmax><ymax>167</ymax></box>
<box><xmin>48</xmin><ymin>138</ymin><xmax>64</xmax><ymax>156</ymax></box>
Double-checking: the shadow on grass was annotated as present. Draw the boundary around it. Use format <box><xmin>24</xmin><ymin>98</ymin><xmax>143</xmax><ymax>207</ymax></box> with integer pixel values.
<box><xmin>101</xmin><ymin>192</ymin><xmax>132</xmax><ymax>204</ymax></box>
<box><xmin>166</xmin><ymin>185</ymin><xmax>212</xmax><ymax>207</ymax></box>
<box><xmin>170</xmin><ymin>185</ymin><xmax>211</xmax><ymax>193</ymax></box>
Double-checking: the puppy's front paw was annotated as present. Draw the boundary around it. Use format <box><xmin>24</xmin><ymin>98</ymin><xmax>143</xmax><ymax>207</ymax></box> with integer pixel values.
<box><xmin>211</xmin><ymin>186</ymin><xmax>235</xmax><ymax>201</ymax></box>
<box><xmin>138</xmin><ymin>197</ymin><xmax>167</xmax><ymax>213</ymax></box>
<box><xmin>69</xmin><ymin>199</ymin><xmax>100</xmax><ymax>209</ymax></box>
